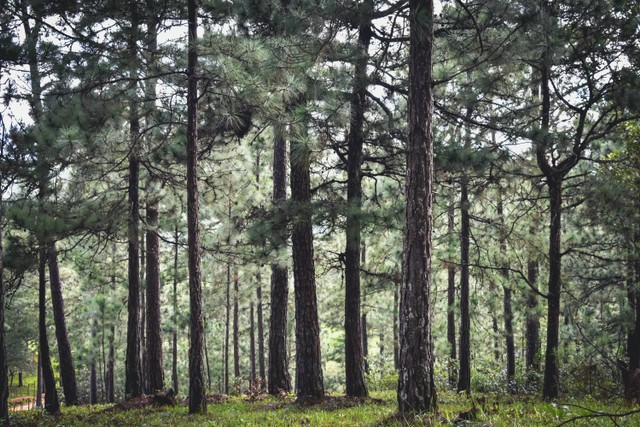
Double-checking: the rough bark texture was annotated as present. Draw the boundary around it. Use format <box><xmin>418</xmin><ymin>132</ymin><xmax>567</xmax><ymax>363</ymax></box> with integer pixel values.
<box><xmin>457</xmin><ymin>169</ymin><xmax>471</xmax><ymax>394</ymax></box>
<box><xmin>542</xmin><ymin>180</ymin><xmax>562</xmax><ymax>399</ymax></box>
<box><xmin>344</xmin><ymin>0</ymin><xmax>372</xmax><ymax>398</ymax></box>
<box><xmin>187</xmin><ymin>0</ymin><xmax>206</xmax><ymax>412</ymax></box>
<box><xmin>362</xmin><ymin>313</ymin><xmax>369</xmax><ymax>375</ymax></box>
<box><xmin>398</xmin><ymin>0</ymin><xmax>437</xmax><ymax>413</ymax></box>
<box><xmin>290</xmin><ymin>110</ymin><xmax>324</xmax><ymax>399</ymax></box>
<box><xmin>48</xmin><ymin>244</ymin><xmax>79</xmax><ymax>405</ymax></box>
<box><xmin>268</xmin><ymin>122</ymin><xmax>291</xmax><ymax>395</ymax></box>
<box><xmin>145</xmin><ymin>202</ymin><xmax>164</xmax><ymax>392</ymax></box>
<box><xmin>39</xmin><ymin>247</ymin><xmax>60</xmax><ymax>414</ymax></box>
<box><xmin>125</xmin><ymin>151</ymin><xmax>142</xmax><ymax>398</ymax></box>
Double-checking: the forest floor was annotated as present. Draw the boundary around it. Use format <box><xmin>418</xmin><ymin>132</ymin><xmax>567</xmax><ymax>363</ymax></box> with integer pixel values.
<box><xmin>6</xmin><ymin>390</ymin><xmax>640</xmax><ymax>426</ymax></box>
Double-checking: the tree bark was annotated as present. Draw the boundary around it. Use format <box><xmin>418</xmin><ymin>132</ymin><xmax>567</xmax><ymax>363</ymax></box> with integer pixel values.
<box><xmin>362</xmin><ymin>313</ymin><xmax>369</xmax><ymax>375</ymax></box>
<box><xmin>39</xmin><ymin>246</ymin><xmax>60</xmax><ymax>414</ymax></box>
<box><xmin>268</xmin><ymin>122</ymin><xmax>291</xmax><ymax>395</ymax></box>
<box><xmin>498</xmin><ymin>192</ymin><xmax>515</xmax><ymax>389</ymax></box>
<box><xmin>172</xmin><ymin>225</ymin><xmax>179</xmax><ymax>395</ymax></box>
<box><xmin>48</xmin><ymin>243</ymin><xmax>79</xmax><ymax>405</ymax></box>
<box><xmin>398</xmin><ymin>0</ymin><xmax>437</xmax><ymax>413</ymax></box>
<box><xmin>225</xmin><ymin>259</ymin><xmax>231</xmax><ymax>394</ymax></box>
<box><xmin>343</xmin><ymin>0</ymin><xmax>372</xmax><ymax>398</ymax></box>
<box><xmin>145</xmin><ymin>202</ymin><xmax>164</xmax><ymax>392</ymax></box>
<box><xmin>393</xmin><ymin>283</ymin><xmax>399</xmax><ymax>370</ymax></box>
<box><xmin>447</xmin><ymin>200</ymin><xmax>457</xmax><ymax>387</ymax></box>
<box><xmin>105</xmin><ymin>246</ymin><xmax>116</xmax><ymax>403</ymax></box>
<box><xmin>257</xmin><ymin>285</ymin><xmax>266</xmax><ymax>388</ymax></box>
<box><xmin>233</xmin><ymin>274</ymin><xmax>240</xmax><ymax>380</ymax></box>
<box><xmin>290</xmin><ymin>104</ymin><xmax>324</xmax><ymax>399</ymax></box>
<box><xmin>542</xmin><ymin>179</ymin><xmax>562</xmax><ymax>399</ymax></box>
<box><xmin>250</xmin><ymin>302</ymin><xmax>256</xmax><ymax>385</ymax></box>
<box><xmin>525</xmin><ymin>259</ymin><xmax>541</xmax><ymax>373</ymax></box>
<box><xmin>457</xmin><ymin>162</ymin><xmax>471</xmax><ymax>394</ymax></box>
<box><xmin>187</xmin><ymin>0</ymin><xmax>206</xmax><ymax>412</ymax></box>
<box><xmin>0</xmin><ymin>163</ymin><xmax>8</xmax><ymax>421</ymax></box>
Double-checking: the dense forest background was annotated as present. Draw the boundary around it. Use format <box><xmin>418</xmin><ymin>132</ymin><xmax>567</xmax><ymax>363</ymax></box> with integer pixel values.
<box><xmin>1</xmin><ymin>0</ymin><xmax>640</xmax><ymax>420</ymax></box>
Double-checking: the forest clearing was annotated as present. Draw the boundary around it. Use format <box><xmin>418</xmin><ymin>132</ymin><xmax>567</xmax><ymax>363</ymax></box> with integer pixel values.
<box><xmin>1</xmin><ymin>0</ymin><xmax>640</xmax><ymax>425</ymax></box>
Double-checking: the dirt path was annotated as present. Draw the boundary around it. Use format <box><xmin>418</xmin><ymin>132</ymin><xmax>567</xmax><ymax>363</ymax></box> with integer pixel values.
<box><xmin>9</xmin><ymin>395</ymin><xmax>41</xmax><ymax>412</ymax></box>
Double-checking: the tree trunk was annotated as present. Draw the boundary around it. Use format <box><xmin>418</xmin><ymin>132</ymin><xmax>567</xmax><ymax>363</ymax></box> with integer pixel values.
<box><xmin>172</xmin><ymin>225</ymin><xmax>179</xmax><ymax>395</ymax></box>
<box><xmin>542</xmin><ymin>179</ymin><xmax>562</xmax><ymax>399</ymax></box>
<box><xmin>105</xmin><ymin>246</ymin><xmax>116</xmax><ymax>403</ymax></box>
<box><xmin>39</xmin><ymin>246</ymin><xmax>60</xmax><ymax>414</ymax></box>
<box><xmin>268</xmin><ymin>122</ymin><xmax>291</xmax><ymax>395</ymax></box>
<box><xmin>498</xmin><ymin>192</ymin><xmax>515</xmax><ymax>389</ymax></box>
<box><xmin>398</xmin><ymin>0</ymin><xmax>437</xmax><ymax>413</ymax></box>
<box><xmin>250</xmin><ymin>302</ymin><xmax>256</xmax><ymax>385</ymax></box>
<box><xmin>0</xmin><ymin>169</ymin><xmax>7</xmax><ymax>422</ymax></box>
<box><xmin>225</xmin><ymin>260</ymin><xmax>231</xmax><ymax>394</ymax></box>
<box><xmin>187</xmin><ymin>0</ymin><xmax>206</xmax><ymax>412</ymax></box>
<box><xmin>140</xmin><ymin>231</ymin><xmax>147</xmax><ymax>393</ymax></box>
<box><xmin>447</xmin><ymin>200</ymin><xmax>457</xmax><ymax>387</ymax></box>
<box><xmin>457</xmin><ymin>167</ymin><xmax>471</xmax><ymax>394</ymax></box>
<box><xmin>233</xmin><ymin>274</ymin><xmax>240</xmax><ymax>380</ymax></box>
<box><xmin>36</xmin><ymin>353</ymin><xmax>42</xmax><ymax>408</ymax></box>
<box><xmin>145</xmin><ymin>202</ymin><xmax>164</xmax><ymax>392</ymax></box>
<box><xmin>90</xmin><ymin>317</ymin><xmax>98</xmax><ymax>404</ymax></box>
<box><xmin>48</xmin><ymin>244</ymin><xmax>79</xmax><ymax>405</ymax></box>
<box><xmin>290</xmin><ymin>104</ymin><xmax>324</xmax><ymax>399</ymax></box>
<box><xmin>257</xmin><ymin>284</ymin><xmax>266</xmax><ymax>388</ymax></box>
<box><xmin>125</xmin><ymin>150</ymin><xmax>142</xmax><ymax>398</ymax></box>
<box><xmin>343</xmin><ymin>0</ymin><xmax>372</xmax><ymax>398</ymax></box>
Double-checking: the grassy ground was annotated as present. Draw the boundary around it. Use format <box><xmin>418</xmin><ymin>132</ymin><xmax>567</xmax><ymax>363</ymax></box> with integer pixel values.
<box><xmin>8</xmin><ymin>390</ymin><xmax>640</xmax><ymax>426</ymax></box>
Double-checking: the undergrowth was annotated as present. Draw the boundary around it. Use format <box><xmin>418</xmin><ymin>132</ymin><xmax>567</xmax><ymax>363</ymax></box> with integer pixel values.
<box><xmin>8</xmin><ymin>390</ymin><xmax>640</xmax><ymax>426</ymax></box>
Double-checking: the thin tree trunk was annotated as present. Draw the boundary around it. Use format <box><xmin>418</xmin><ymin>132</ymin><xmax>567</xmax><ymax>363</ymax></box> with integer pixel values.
<box><xmin>36</xmin><ymin>353</ymin><xmax>42</xmax><ymax>408</ymax></box>
<box><xmin>233</xmin><ymin>274</ymin><xmax>240</xmax><ymax>380</ymax></box>
<box><xmin>105</xmin><ymin>245</ymin><xmax>116</xmax><ymax>403</ymax></box>
<box><xmin>497</xmin><ymin>192</ymin><xmax>515</xmax><ymax>389</ymax></box>
<box><xmin>290</xmin><ymin>101</ymin><xmax>324</xmax><ymax>399</ymax></box>
<box><xmin>187</xmin><ymin>0</ymin><xmax>206</xmax><ymax>412</ymax></box>
<box><xmin>268</xmin><ymin>121</ymin><xmax>291</xmax><ymax>395</ymax></box>
<box><xmin>343</xmin><ymin>0</ymin><xmax>372</xmax><ymax>398</ymax></box>
<box><xmin>204</xmin><ymin>318</ymin><xmax>211</xmax><ymax>391</ymax></box>
<box><xmin>172</xmin><ymin>225</ymin><xmax>179</xmax><ymax>394</ymax></box>
<box><xmin>398</xmin><ymin>0</ymin><xmax>437</xmax><ymax>412</ymax></box>
<box><xmin>90</xmin><ymin>317</ymin><xmax>98</xmax><ymax>404</ymax></box>
<box><xmin>140</xmin><ymin>231</ymin><xmax>147</xmax><ymax>393</ymax></box>
<box><xmin>0</xmin><ymin>161</ymin><xmax>8</xmax><ymax>421</ymax></box>
<box><xmin>256</xmin><ymin>284</ymin><xmax>266</xmax><ymax>388</ymax></box>
<box><xmin>145</xmin><ymin>202</ymin><xmax>164</xmax><ymax>392</ymax></box>
<box><xmin>225</xmin><ymin>259</ymin><xmax>230</xmax><ymax>394</ymax></box>
<box><xmin>39</xmin><ymin>246</ymin><xmax>60</xmax><ymax>414</ymax></box>
<box><xmin>48</xmin><ymin>244</ymin><xmax>79</xmax><ymax>405</ymax></box>
<box><xmin>447</xmin><ymin>200</ymin><xmax>457</xmax><ymax>387</ymax></box>
<box><xmin>250</xmin><ymin>302</ymin><xmax>256</xmax><ymax>385</ymax></box>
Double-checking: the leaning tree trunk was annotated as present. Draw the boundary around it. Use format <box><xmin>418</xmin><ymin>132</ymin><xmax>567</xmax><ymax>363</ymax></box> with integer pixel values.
<box><xmin>39</xmin><ymin>246</ymin><xmax>60</xmax><ymax>414</ymax></box>
<box><xmin>186</xmin><ymin>0</ymin><xmax>206</xmax><ymax>412</ymax></box>
<box><xmin>542</xmin><ymin>178</ymin><xmax>562</xmax><ymax>399</ymax></box>
<box><xmin>290</xmin><ymin>105</ymin><xmax>324</xmax><ymax>399</ymax></box>
<box><xmin>343</xmin><ymin>0</ymin><xmax>372</xmax><ymax>398</ymax></box>
<box><xmin>398</xmin><ymin>0</ymin><xmax>437</xmax><ymax>413</ymax></box>
<box><xmin>145</xmin><ymin>202</ymin><xmax>164</xmax><ymax>392</ymax></box>
<box><xmin>48</xmin><ymin>243</ymin><xmax>79</xmax><ymax>405</ymax></box>
<box><xmin>268</xmin><ymin>122</ymin><xmax>292</xmax><ymax>395</ymax></box>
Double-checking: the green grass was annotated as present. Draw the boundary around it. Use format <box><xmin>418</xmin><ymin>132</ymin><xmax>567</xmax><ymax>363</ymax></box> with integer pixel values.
<box><xmin>8</xmin><ymin>390</ymin><xmax>640</xmax><ymax>426</ymax></box>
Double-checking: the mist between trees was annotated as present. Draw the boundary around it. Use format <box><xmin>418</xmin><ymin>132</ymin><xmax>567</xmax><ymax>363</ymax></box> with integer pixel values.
<box><xmin>0</xmin><ymin>0</ymin><xmax>639</xmax><ymax>420</ymax></box>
